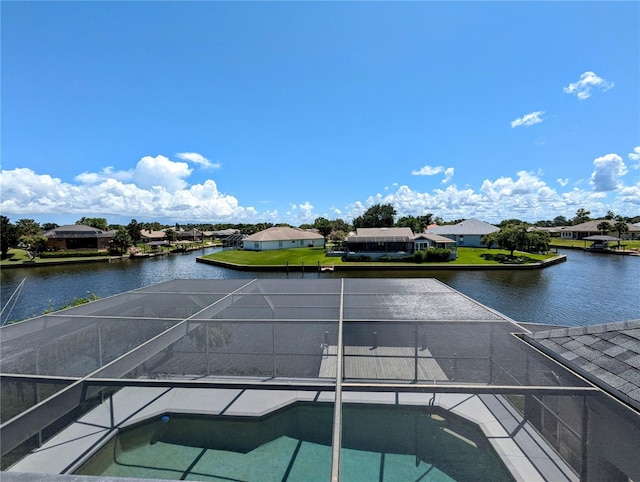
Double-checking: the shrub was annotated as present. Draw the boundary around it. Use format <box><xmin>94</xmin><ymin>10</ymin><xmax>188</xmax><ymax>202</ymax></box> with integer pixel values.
<box><xmin>40</xmin><ymin>251</ymin><xmax>111</xmax><ymax>259</ymax></box>
<box><xmin>414</xmin><ymin>248</ymin><xmax>452</xmax><ymax>263</ymax></box>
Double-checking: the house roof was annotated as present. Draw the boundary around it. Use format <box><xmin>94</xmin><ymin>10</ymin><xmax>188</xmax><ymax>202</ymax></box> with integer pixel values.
<box><xmin>525</xmin><ymin>319</ymin><xmax>640</xmax><ymax>411</ymax></box>
<box><xmin>583</xmin><ymin>235</ymin><xmax>622</xmax><ymax>241</ymax></box>
<box><xmin>347</xmin><ymin>227</ymin><xmax>414</xmax><ymax>243</ymax></box>
<box><xmin>42</xmin><ymin>224</ymin><xmax>114</xmax><ymax>239</ymax></box>
<box><xmin>243</xmin><ymin>226</ymin><xmax>324</xmax><ymax>242</ymax></box>
<box><xmin>560</xmin><ymin>220</ymin><xmax>640</xmax><ymax>233</ymax></box>
<box><xmin>426</xmin><ymin>218</ymin><xmax>499</xmax><ymax>236</ymax></box>
<box><xmin>413</xmin><ymin>233</ymin><xmax>457</xmax><ymax>244</ymax></box>
<box><xmin>140</xmin><ymin>230</ymin><xmax>166</xmax><ymax>239</ymax></box>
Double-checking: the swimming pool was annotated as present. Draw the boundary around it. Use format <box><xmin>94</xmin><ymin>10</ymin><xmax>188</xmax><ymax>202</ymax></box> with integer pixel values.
<box><xmin>74</xmin><ymin>403</ymin><xmax>514</xmax><ymax>481</ymax></box>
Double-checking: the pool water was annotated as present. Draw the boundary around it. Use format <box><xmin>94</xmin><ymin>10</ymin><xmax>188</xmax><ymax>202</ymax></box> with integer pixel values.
<box><xmin>74</xmin><ymin>404</ymin><xmax>514</xmax><ymax>481</ymax></box>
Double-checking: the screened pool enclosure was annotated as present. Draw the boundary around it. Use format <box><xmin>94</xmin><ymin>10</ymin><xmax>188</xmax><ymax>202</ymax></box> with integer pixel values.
<box><xmin>1</xmin><ymin>279</ymin><xmax>638</xmax><ymax>481</ymax></box>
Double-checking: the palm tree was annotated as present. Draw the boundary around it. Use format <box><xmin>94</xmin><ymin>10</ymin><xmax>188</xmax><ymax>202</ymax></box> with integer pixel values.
<box><xmin>596</xmin><ymin>221</ymin><xmax>612</xmax><ymax>235</ymax></box>
<box><xmin>613</xmin><ymin>220</ymin><xmax>629</xmax><ymax>239</ymax></box>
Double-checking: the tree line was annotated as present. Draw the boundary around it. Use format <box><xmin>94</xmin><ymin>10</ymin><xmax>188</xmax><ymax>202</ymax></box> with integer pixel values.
<box><xmin>2</xmin><ymin>205</ymin><xmax>638</xmax><ymax>259</ymax></box>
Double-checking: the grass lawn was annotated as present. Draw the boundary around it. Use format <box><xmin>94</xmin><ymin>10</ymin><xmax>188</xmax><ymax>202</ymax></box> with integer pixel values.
<box><xmin>550</xmin><ymin>238</ymin><xmax>640</xmax><ymax>250</ymax></box>
<box><xmin>202</xmin><ymin>247</ymin><xmax>557</xmax><ymax>267</ymax></box>
<box><xmin>0</xmin><ymin>249</ymin><xmax>113</xmax><ymax>266</ymax></box>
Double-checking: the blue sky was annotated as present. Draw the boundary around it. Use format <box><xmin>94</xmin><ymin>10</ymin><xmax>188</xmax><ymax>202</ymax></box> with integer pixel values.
<box><xmin>1</xmin><ymin>1</ymin><xmax>639</xmax><ymax>227</ymax></box>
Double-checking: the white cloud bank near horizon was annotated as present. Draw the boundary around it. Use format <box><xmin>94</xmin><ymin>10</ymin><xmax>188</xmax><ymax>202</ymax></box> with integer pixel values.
<box><xmin>1</xmin><ymin>151</ymin><xmax>639</xmax><ymax>226</ymax></box>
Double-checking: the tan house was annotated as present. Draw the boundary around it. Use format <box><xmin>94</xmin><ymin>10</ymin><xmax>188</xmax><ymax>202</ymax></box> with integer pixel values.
<box><xmin>559</xmin><ymin>220</ymin><xmax>640</xmax><ymax>240</ymax></box>
<box><xmin>242</xmin><ymin>226</ymin><xmax>325</xmax><ymax>251</ymax></box>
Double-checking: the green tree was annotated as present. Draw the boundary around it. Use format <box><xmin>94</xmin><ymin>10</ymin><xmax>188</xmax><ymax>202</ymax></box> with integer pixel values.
<box><xmin>164</xmin><ymin>228</ymin><xmax>177</xmax><ymax>244</ymax></box>
<box><xmin>127</xmin><ymin>219</ymin><xmax>142</xmax><ymax>244</ymax></box>
<box><xmin>113</xmin><ymin>227</ymin><xmax>133</xmax><ymax>255</ymax></box>
<box><xmin>613</xmin><ymin>218</ymin><xmax>629</xmax><ymax>239</ymax></box>
<box><xmin>20</xmin><ymin>235</ymin><xmax>48</xmax><ymax>261</ymax></box>
<box><xmin>0</xmin><ymin>216</ymin><xmax>18</xmax><ymax>259</ymax></box>
<box><xmin>353</xmin><ymin>203</ymin><xmax>396</xmax><ymax>228</ymax></box>
<box><xmin>552</xmin><ymin>216</ymin><xmax>569</xmax><ymax>226</ymax></box>
<box><xmin>41</xmin><ymin>222</ymin><xmax>59</xmax><ymax>231</ymax></box>
<box><xmin>331</xmin><ymin>218</ymin><xmax>352</xmax><ymax>233</ymax></box>
<box><xmin>76</xmin><ymin>217</ymin><xmax>108</xmax><ymax>231</ymax></box>
<box><xmin>572</xmin><ymin>208</ymin><xmax>591</xmax><ymax>225</ymax></box>
<box><xmin>15</xmin><ymin>218</ymin><xmax>41</xmax><ymax>237</ymax></box>
<box><xmin>596</xmin><ymin>221</ymin><xmax>612</xmax><ymax>235</ymax></box>
<box><xmin>488</xmin><ymin>224</ymin><xmax>530</xmax><ymax>256</ymax></box>
<box><xmin>526</xmin><ymin>230</ymin><xmax>551</xmax><ymax>253</ymax></box>
<box><xmin>313</xmin><ymin>217</ymin><xmax>333</xmax><ymax>241</ymax></box>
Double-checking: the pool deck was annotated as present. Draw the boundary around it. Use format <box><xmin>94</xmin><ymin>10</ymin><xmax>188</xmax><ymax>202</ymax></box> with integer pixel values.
<box><xmin>8</xmin><ymin>381</ymin><xmax>577</xmax><ymax>482</ymax></box>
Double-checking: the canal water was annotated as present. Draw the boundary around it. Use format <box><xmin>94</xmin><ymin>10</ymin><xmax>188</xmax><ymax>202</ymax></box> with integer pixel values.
<box><xmin>1</xmin><ymin>249</ymin><xmax>638</xmax><ymax>326</ymax></box>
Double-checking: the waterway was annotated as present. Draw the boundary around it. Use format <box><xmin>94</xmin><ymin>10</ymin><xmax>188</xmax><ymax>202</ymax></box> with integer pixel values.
<box><xmin>1</xmin><ymin>249</ymin><xmax>638</xmax><ymax>326</ymax></box>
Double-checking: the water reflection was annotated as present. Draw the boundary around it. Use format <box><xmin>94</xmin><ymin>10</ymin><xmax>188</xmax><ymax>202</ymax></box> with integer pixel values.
<box><xmin>1</xmin><ymin>248</ymin><xmax>638</xmax><ymax>326</ymax></box>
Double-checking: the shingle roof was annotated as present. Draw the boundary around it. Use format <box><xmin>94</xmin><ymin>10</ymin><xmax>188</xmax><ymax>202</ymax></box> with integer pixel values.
<box><xmin>560</xmin><ymin>220</ymin><xmax>640</xmax><ymax>233</ymax></box>
<box><xmin>243</xmin><ymin>226</ymin><xmax>324</xmax><ymax>242</ymax></box>
<box><xmin>42</xmin><ymin>225</ymin><xmax>114</xmax><ymax>238</ymax></box>
<box><xmin>525</xmin><ymin>320</ymin><xmax>640</xmax><ymax>410</ymax></box>
<box><xmin>413</xmin><ymin>233</ymin><xmax>456</xmax><ymax>244</ymax></box>
<box><xmin>347</xmin><ymin>227</ymin><xmax>414</xmax><ymax>243</ymax></box>
<box><xmin>426</xmin><ymin>218</ymin><xmax>499</xmax><ymax>236</ymax></box>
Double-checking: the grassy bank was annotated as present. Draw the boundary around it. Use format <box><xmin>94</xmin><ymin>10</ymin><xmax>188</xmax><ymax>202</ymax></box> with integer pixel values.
<box><xmin>202</xmin><ymin>247</ymin><xmax>556</xmax><ymax>268</ymax></box>
<box><xmin>550</xmin><ymin>238</ymin><xmax>640</xmax><ymax>250</ymax></box>
<box><xmin>1</xmin><ymin>249</ymin><xmax>115</xmax><ymax>267</ymax></box>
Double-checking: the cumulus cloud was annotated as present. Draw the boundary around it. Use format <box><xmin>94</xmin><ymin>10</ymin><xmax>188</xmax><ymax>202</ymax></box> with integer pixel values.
<box><xmin>557</xmin><ymin>178</ymin><xmax>569</xmax><ymax>187</ymax></box>
<box><xmin>511</xmin><ymin>111</ymin><xmax>545</xmax><ymax>128</ymax></box>
<box><xmin>411</xmin><ymin>165</ymin><xmax>454</xmax><ymax>183</ymax></box>
<box><xmin>563</xmin><ymin>71</ymin><xmax>614</xmax><ymax>99</ymax></box>
<box><xmin>0</xmin><ymin>156</ymin><xmax>255</xmax><ymax>222</ymax></box>
<box><xmin>176</xmin><ymin>152</ymin><xmax>221</xmax><ymax>169</ymax></box>
<box><xmin>284</xmin><ymin>201</ymin><xmax>316</xmax><ymax>223</ymax></box>
<box><xmin>590</xmin><ymin>153</ymin><xmax>627</xmax><ymax>191</ymax></box>
<box><xmin>75</xmin><ymin>155</ymin><xmax>192</xmax><ymax>192</ymax></box>
<box><xmin>628</xmin><ymin>146</ymin><xmax>640</xmax><ymax>169</ymax></box>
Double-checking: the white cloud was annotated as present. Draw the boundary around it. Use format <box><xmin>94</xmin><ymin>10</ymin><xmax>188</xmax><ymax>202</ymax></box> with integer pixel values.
<box><xmin>412</xmin><ymin>165</ymin><xmax>444</xmax><ymax>176</ymax></box>
<box><xmin>75</xmin><ymin>155</ymin><xmax>192</xmax><ymax>191</ymax></box>
<box><xmin>628</xmin><ymin>146</ymin><xmax>640</xmax><ymax>169</ymax></box>
<box><xmin>590</xmin><ymin>153</ymin><xmax>627</xmax><ymax>191</ymax></box>
<box><xmin>132</xmin><ymin>155</ymin><xmax>192</xmax><ymax>191</ymax></box>
<box><xmin>0</xmin><ymin>157</ymin><xmax>255</xmax><ymax>222</ymax></box>
<box><xmin>511</xmin><ymin>111</ymin><xmax>545</xmax><ymax>128</ymax></box>
<box><xmin>557</xmin><ymin>178</ymin><xmax>569</xmax><ymax>187</ymax></box>
<box><xmin>176</xmin><ymin>152</ymin><xmax>221</xmax><ymax>169</ymax></box>
<box><xmin>563</xmin><ymin>71</ymin><xmax>614</xmax><ymax>100</ymax></box>
<box><xmin>285</xmin><ymin>201</ymin><xmax>316</xmax><ymax>223</ymax></box>
<box><xmin>412</xmin><ymin>165</ymin><xmax>454</xmax><ymax>183</ymax></box>
<box><xmin>442</xmin><ymin>167</ymin><xmax>454</xmax><ymax>184</ymax></box>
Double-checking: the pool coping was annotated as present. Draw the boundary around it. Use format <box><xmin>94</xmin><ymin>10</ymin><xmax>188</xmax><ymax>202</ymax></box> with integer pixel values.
<box><xmin>8</xmin><ymin>383</ymin><xmax>578</xmax><ymax>482</ymax></box>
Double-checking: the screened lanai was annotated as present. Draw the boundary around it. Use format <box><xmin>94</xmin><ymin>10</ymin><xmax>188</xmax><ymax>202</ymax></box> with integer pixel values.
<box><xmin>1</xmin><ymin>278</ymin><xmax>639</xmax><ymax>481</ymax></box>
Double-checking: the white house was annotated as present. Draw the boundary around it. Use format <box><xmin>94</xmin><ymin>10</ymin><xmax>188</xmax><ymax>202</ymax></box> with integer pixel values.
<box><xmin>242</xmin><ymin>226</ymin><xmax>325</xmax><ymax>251</ymax></box>
<box><xmin>425</xmin><ymin>218</ymin><xmax>499</xmax><ymax>247</ymax></box>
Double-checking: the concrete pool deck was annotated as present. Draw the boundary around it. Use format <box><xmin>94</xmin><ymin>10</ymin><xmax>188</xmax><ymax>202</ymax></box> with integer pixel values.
<box><xmin>8</xmin><ymin>381</ymin><xmax>577</xmax><ymax>482</ymax></box>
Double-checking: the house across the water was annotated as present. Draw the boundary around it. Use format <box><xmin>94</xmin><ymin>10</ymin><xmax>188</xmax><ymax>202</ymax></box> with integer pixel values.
<box><xmin>425</xmin><ymin>218</ymin><xmax>499</xmax><ymax>247</ymax></box>
<box><xmin>41</xmin><ymin>225</ymin><xmax>115</xmax><ymax>251</ymax></box>
<box><xmin>345</xmin><ymin>227</ymin><xmax>457</xmax><ymax>260</ymax></box>
<box><xmin>242</xmin><ymin>226</ymin><xmax>325</xmax><ymax>251</ymax></box>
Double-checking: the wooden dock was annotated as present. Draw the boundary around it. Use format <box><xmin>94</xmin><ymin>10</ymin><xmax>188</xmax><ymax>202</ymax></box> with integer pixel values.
<box><xmin>319</xmin><ymin>345</ymin><xmax>448</xmax><ymax>381</ymax></box>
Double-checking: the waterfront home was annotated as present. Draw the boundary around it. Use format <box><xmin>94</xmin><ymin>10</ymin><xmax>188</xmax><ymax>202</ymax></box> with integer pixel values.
<box><xmin>140</xmin><ymin>229</ymin><xmax>167</xmax><ymax>243</ymax></box>
<box><xmin>345</xmin><ymin>228</ymin><xmax>457</xmax><ymax>260</ymax></box>
<box><xmin>559</xmin><ymin>220</ymin><xmax>640</xmax><ymax>241</ymax></box>
<box><xmin>425</xmin><ymin>218</ymin><xmax>499</xmax><ymax>247</ymax></box>
<box><xmin>41</xmin><ymin>224</ymin><xmax>114</xmax><ymax>251</ymax></box>
<box><xmin>242</xmin><ymin>226</ymin><xmax>325</xmax><ymax>251</ymax></box>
